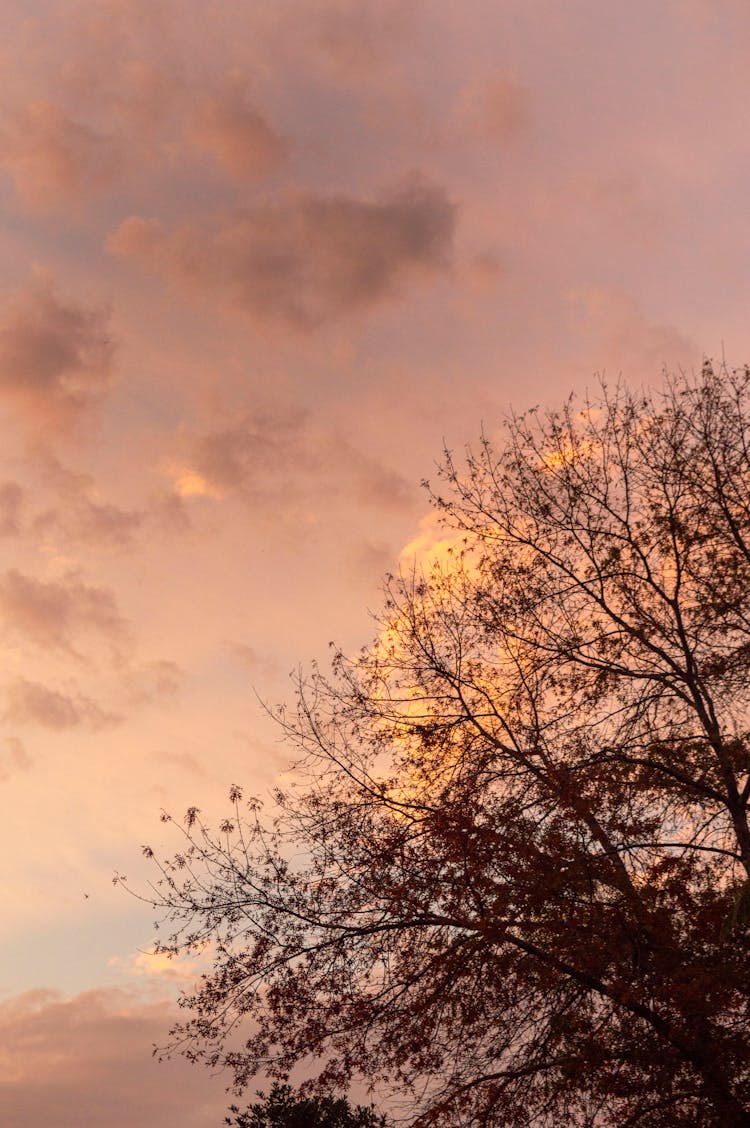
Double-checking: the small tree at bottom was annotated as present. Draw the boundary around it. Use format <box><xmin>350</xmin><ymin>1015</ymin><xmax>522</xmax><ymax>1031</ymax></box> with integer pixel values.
<box><xmin>225</xmin><ymin>1083</ymin><xmax>388</xmax><ymax>1128</ymax></box>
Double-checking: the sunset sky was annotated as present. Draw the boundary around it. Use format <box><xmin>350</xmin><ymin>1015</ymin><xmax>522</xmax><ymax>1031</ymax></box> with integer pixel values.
<box><xmin>2</xmin><ymin>1</ymin><xmax>750</xmax><ymax>1123</ymax></box>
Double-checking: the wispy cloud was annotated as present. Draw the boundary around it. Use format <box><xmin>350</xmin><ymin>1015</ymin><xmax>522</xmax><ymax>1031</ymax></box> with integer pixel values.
<box><xmin>0</xmin><ymin>736</ymin><xmax>32</xmax><ymax>782</ymax></box>
<box><xmin>120</xmin><ymin>659</ymin><xmax>184</xmax><ymax>706</ymax></box>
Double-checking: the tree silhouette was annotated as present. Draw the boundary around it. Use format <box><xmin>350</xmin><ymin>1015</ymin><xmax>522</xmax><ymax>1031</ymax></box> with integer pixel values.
<box><xmin>224</xmin><ymin>1083</ymin><xmax>388</xmax><ymax>1127</ymax></box>
<box><xmin>141</xmin><ymin>367</ymin><xmax>750</xmax><ymax>1125</ymax></box>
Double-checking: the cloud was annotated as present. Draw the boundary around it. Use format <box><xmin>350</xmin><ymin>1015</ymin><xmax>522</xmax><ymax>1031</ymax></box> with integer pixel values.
<box><xmin>58</xmin><ymin>51</ymin><xmax>179</xmax><ymax>142</ymax></box>
<box><xmin>253</xmin><ymin>0</ymin><xmax>421</xmax><ymax>84</ymax></box>
<box><xmin>0</xmin><ymin>736</ymin><xmax>32</xmax><ymax>782</ymax></box>
<box><xmin>0</xmin><ymin>280</ymin><xmax>115</xmax><ymax>432</ymax></box>
<box><xmin>344</xmin><ymin>538</ymin><xmax>395</xmax><ymax>584</ymax></box>
<box><xmin>170</xmin><ymin>408</ymin><xmax>306</xmax><ymax>497</ymax></box>
<box><xmin>0</xmin><ymin>482</ymin><xmax>24</xmax><ymax>536</ymax></box>
<box><xmin>0</xmin><ymin>988</ymin><xmax>229</xmax><ymax>1128</ymax></box>
<box><xmin>184</xmin><ymin>75</ymin><xmax>286</xmax><ymax>180</ymax></box>
<box><xmin>30</xmin><ymin>453</ymin><xmax>143</xmax><ymax>548</ymax></box>
<box><xmin>166</xmin><ymin>407</ymin><xmax>413</xmax><ymax>514</ymax></box>
<box><xmin>33</xmin><ymin>497</ymin><xmax>143</xmax><ymax>549</ymax></box>
<box><xmin>0</xmin><ymin>99</ymin><xmax>122</xmax><ymax>211</ymax></box>
<box><xmin>224</xmin><ymin>641</ymin><xmax>279</xmax><ymax>682</ymax></box>
<box><xmin>108</xmin><ymin>177</ymin><xmax>455</xmax><ymax>327</ymax></box>
<box><xmin>153</xmin><ymin>749</ymin><xmax>208</xmax><ymax>778</ymax></box>
<box><xmin>3</xmin><ymin>677</ymin><xmax>120</xmax><ymax>731</ymax></box>
<box><xmin>0</xmin><ymin>65</ymin><xmax>281</xmax><ymax>210</ymax></box>
<box><xmin>148</xmin><ymin>488</ymin><xmax>194</xmax><ymax>533</ymax></box>
<box><xmin>590</xmin><ymin>174</ymin><xmax>662</xmax><ymax>245</ymax></box>
<box><xmin>225</xmin><ymin>641</ymin><xmax>266</xmax><ymax>670</ymax></box>
<box><xmin>451</xmin><ymin>74</ymin><xmax>527</xmax><ymax>144</ymax></box>
<box><xmin>572</xmin><ymin>289</ymin><xmax>700</xmax><ymax>375</ymax></box>
<box><xmin>121</xmin><ymin>659</ymin><xmax>184</xmax><ymax>706</ymax></box>
<box><xmin>0</xmin><ymin>0</ymin><xmax>289</xmax><ymax>210</ymax></box>
<box><xmin>0</xmin><ymin>569</ymin><xmax>125</xmax><ymax>653</ymax></box>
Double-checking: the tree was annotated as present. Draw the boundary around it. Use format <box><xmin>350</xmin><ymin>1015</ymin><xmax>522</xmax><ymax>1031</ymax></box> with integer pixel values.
<box><xmin>141</xmin><ymin>366</ymin><xmax>750</xmax><ymax>1126</ymax></box>
<box><xmin>224</xmin><ymin>1083</ymin><xmax>388</xmax><ymax>1127</ymax></box>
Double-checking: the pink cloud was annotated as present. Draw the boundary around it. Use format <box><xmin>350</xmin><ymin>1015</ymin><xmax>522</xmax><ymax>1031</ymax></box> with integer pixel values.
<box><xmin>0</xmin><ymin>280</ymin><xmax>115</xmax><ymax>433</ymax></box>
<box><xmin>154</xmin><ymin>749</ymin><xmax>209</xmax><ymax>778</ymax></box>
<box><xmin>121</xmin><ymin>659</ymin><xmax>184</xmax><ymax>706</ymax></box>
<box><xmin>253</xmin><ymin>0</ymin><xmax>421</xmax><ymax>85</ymax></box>
<box><xmin>27</xmin><ymin>454</ymin><xmax>143</xmax><ymax>549</ymax></box>
<box><xmin>3</xmin><ymin>677</ymin><xmax>120</xmax><ymax>731</ymax></box>
<box><xmin>572</xmin><ymin>289</ymin><xmax>700</xmax><ymax>375</ymax></box>
<box><xmin>0</xmin><ymin>100</ymin><xmax>122</xmax><ymax>211</ymax></box>
<box><xmin>108</xmin><ymin>177</ymin><xmax>455</xmax><ymax>327</ymax></box>
<box><xmin>0</xmin><ymin>736</ymin><xmax>31</xmax><ymax>782</ymax></box>
<box><xmin>167</xmin><ymin>407</ymin><xmax>414</xmax><ymax>514</ymax></box>
<box><xmin>0</xmin><ymin>482</ymin><xmax>24</xmax><ymax>536</ymax></box>
<box><xmin>184</xmin><ymin>75</ymin><xmax>286</xmax><ymax>180</ymax></box>
<box><xmin>33</xmin><ymin>498</ymin><xmax>143</xmax><ymax>550</ymax></box>
<box><xmin>0</xmin><ymin>70</ymin><xmax>280</xmax><ymax>210</ymax></box>
<box><xmin>0</xmin><ymin>988</ymin><xmax>230</xmax><ymax>1128</ymax></box>
<box><xmin>451</xmin><ymin>73</ymin><xmax>527</xmax><ymax>144</ymax></box>
<box><xmin>0</xmin><ymin>569</ymin><xmax>125</xmax><ymax>653</ymax></box>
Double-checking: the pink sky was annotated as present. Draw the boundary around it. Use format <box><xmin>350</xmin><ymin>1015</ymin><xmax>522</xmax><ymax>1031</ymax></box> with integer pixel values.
<box><xmin>1</xmin><ymin>1</ymin><xmax>749</xmax><ymax>1123</ymax></box>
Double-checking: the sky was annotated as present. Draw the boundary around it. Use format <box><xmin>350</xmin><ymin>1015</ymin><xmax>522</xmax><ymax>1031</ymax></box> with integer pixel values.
<box><xmin>1</xmin><ymin>1</ymin><xmax>750</xmax><ymax>1123</ymax></box>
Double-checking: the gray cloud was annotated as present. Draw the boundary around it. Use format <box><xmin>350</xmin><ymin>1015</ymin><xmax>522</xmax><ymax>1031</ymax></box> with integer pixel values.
<box><xmin>108</xmin><ymin>177</ymin><xmax>455</xmax><ymax>327</ymax></box>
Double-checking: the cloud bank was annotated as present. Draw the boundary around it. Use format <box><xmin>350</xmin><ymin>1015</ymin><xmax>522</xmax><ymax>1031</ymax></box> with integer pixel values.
<box><xmin>0</xmin><ymin>988</ymin><xmax>229</xmax><ymax>1128</ymax></box>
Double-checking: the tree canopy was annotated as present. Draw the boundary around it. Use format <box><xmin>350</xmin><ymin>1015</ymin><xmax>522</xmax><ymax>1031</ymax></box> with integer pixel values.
<box><xmin>224</xmin><ymin>1083</ymin><xmax>388</xmax><ymax>1128</ymax></box>
<box><xmin>141</xmin><ymin>367</ymin><xmax>750</xmax><ymax>1125</ymax></box>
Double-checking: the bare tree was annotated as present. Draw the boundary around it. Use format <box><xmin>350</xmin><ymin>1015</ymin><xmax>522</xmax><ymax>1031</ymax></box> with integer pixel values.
<box><xmin>137</xmin><ymin>365</ymin><xmax>750</xmax><ymax>1126</ymax></box>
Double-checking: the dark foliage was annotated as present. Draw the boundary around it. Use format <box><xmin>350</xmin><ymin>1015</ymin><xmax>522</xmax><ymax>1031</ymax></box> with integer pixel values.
<box><xmin>224</xmin><ymin>1083</ymin><xmax>388</xmax><ymax>1127</ymax></box>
